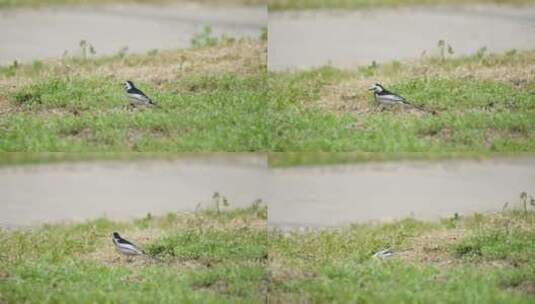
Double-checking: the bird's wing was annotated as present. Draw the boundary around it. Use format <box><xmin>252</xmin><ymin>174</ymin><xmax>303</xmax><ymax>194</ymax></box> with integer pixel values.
<box><xmin>116</xmin><ymin>239</ymin><xmax>145</xmax><ymax>254</ymax></box>
<box><xmin>128</xmin><ymin>87</ymin><xmax>152</xmax><ymax>100</ymax></box>
<box><xmin>116</xmin><ymin>237</ymin><xmax>135</xmax><ymax>246</ymax></box>
<box><xmin>380</xmin><ymin>93</ymin><xmax>406</xmax><ymax>103</ymax></box>
<box><xmin>122</xmin><ymin>243</ymin><xmax>144</xmax><ymax>254</ymax></box>
<box><xmin>129</xmin><ymin>87</ymin><xmax>147</xmax><ymax>96</ymax></box>
<box><xmin>128</xmin><ymin>93</ymin><xmax>152</xmax><ymax>103</ymax></box>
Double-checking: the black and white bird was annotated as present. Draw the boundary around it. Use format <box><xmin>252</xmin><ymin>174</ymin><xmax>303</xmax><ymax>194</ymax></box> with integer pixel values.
<box><xmin>368</xmin><ymin>83</ymin><xmax>409</xmax><ymax>106</ymax></box>
<box><xmin>111</xmin><ymin>231</ymin><xmax>165</xmax><ymax>263</ymax></box>
<box><xmin>368</xmin><ymin>83</ymin><xmax>433</xmax><ymax>114</ymax></box>
<box><xmin>373</xmin><ymin>248</ymin><xmax>395</xmax><ymax>259</ymax></box>
<box><xmin>123</xmin><ymin>80</ymin><xmax>158</xmax><ymax>108</ymax></box>
<box><xmin>112</xmin><ymin>232</ymin><xmax>147</xmax><ymax>259</ymax></box>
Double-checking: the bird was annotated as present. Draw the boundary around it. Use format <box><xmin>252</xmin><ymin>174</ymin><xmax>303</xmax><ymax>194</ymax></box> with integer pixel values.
<box><xmin>112</xmin><ymin>232</ymin><xmax>160</xmax><ymax>262</ymax></box>
<box><xmin>368</xmin><ymin>83</ymin><xmax>433</xmax><ymax>114</ymax></box>
<box><xmin>122</xmin><ymin>80</ymin><xmax>158</xmax><ymax>108</ymax></box>
<box><xmin>373</xmin><ymin>248</ymin><xmax>395</xmax><ymax>259</ymax></box>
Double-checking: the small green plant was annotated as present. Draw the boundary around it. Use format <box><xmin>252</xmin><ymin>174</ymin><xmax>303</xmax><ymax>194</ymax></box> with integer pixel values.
<box><xmin>31</xmin><ymin>60</ymin><xmax>43</xmax><ymax>72</ymax></box>
<box><xmin>437</xmin><ymin>39</ymin><xmax>454</xmax><ymax>60</ymax></box>
<box><xmin>212</xmin><ymin>192</ymin><xmax>229</xmax><ymax>215</ymax></box>
<box><xmin>475</xmin><ymin>46</ymin><xmax>488</xmax><ymax>60</ymax></box>
<box><xmin>117</xmin><ymin>46</ymin><xmax>129</xmax><ymax>59</ymax></box>
<box><xmin>191</xmin><ymin>25</ymin><xmax>219</xmax><ymax>48</ymax></box>
<box><xmin>79</xmin><ymin>40</ymin><xmax>96</xmax><ymax>59</ymax></box>
<box><xmin>505</xmin><ymin>49</ymin><xmax>517</xmax><ymax>57</ymax></box>
<box><xmin>0</xmin><ymin>60</ymin><xmax>19</xmax><ymax>77</ymax></box>
<box><xmin>443</xmin><ymin>212</ymin><xmax>460</xmax><ymax>228</ymax></box>
<box><xmin>519</xmin><ymin>192</ymin><xmax>535</xmax><ymax>214</ymax></box>
<box><xmin>260</xmin><ymin>27</ymin><xmax>268</xmax><ymax>41</ymax></box>
<box><xmin>360</xmin><ymin>60</ymin><xmax>378</xmax><ymax>77</ymax></box>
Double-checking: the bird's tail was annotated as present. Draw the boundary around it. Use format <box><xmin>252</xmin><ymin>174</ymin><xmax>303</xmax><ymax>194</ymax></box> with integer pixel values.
<box><xmin>404</xmin><ymin>101</ymin><xmax>437</xmax><ymax>115</ymax></box>
<box><xmin>149</xmin><ymin>100</ymin><xmax>161</xmax><ymax>108</ymax></box>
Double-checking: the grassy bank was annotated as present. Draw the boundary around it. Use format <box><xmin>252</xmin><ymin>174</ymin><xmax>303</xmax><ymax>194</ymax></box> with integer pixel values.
<box><xmin>0</xmin><ymin>0</ymin><xmax>265</xmax><ymax>9</ymax></box>
<box><xmin>0</xmin><ymin>203</ymin><xmax>268</xmax><ymax>303</ymax></box>
<box><xmin>2</xmin><ymin>43</ymin><xmax>534</xmax><ymax>152</ymax></box>
<box><xmin>0</xmin><ymin>39</ymin><xmax>268</xmax><ymax>151</ymax></box>
<box><xmin>269</xmin><ymin>0</ymin><xmax>535</xmax><ymax>11</ymax></box>
<box><xmin>2</xmin><ymin>199</ymin><xmax>533</xmax><ymax>303</ymax></box>
<box><xmin>267</xmin><ymin>152</ymin><xmax>535</xmax><ymax>167</ymax></box>
<box><xmin>269</xmin><ymin>49</ymin><xmax>535</xmax><ymax>151</ymax></box>
<box><xmin>270</xmin><ymin>205</ymin><xmax>535</xmax><ymax>302</ymax></box>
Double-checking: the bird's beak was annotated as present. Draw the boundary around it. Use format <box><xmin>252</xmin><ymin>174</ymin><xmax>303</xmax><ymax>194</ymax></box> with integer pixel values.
<box><xmin>368</xmin><ymin>86</ymin><xmax>375</xmax><ymax>91</ymax></box>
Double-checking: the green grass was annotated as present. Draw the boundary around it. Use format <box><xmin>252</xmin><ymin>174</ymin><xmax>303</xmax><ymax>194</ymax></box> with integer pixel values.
<box><xmin>1</xmin><ymin>75</ymin><xmax>269</xmax><ymax>151</ymax></box>
<box><xmin>269</xmin><ymin>0</ymin><xmax>535</xmax><ymax>11</ymax></box>
<box><xmin>2</xmin><ymin>195</ymin><xmax>534</xmax><ymax>302</ymax></box>
<box><xmin>0</xmin><ymin>39</ymin><xmax>270</xmax><ymax>152</ymax></box>
<box><xmin>0</xmin><ymin>0</ymin><xmax>265</xmax><ymax>9</ymax></box>
<box><xmin>270</xmin><ymin>210</ymin><xmax>535</xmax><ymax>303</ymax></box>
<box><xmin>267</xmin><ymin>50</ymin><xmax>535</xmax><ymax>151</ymax></box>
<box><xmin>1</xmin><ymin>42</ymin><xmax>534</xmax><ymax>152</ymax></box>
<box><xmin>0</xmin><ymin>203</ymin><xmax>268</xmax><ymax>303</ymax></box>
<box><xmin>267</xmin><ymin>152</ymin><xmax>535</xmax><ymax>167</ymax></box>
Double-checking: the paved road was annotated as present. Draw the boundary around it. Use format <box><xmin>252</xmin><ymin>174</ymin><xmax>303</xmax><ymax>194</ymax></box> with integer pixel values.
<box><xmin>268</xmin><ymin>158</ymin><xmax>535</xmax><ymax>229</ymax></box>
<box><xmin>0</xmin><ymin>3</ymin><xmax>266</xmax><ymax>65</ymax></box>
<box><xmin>268</xmin><ymin>5</ymin><xmax>535</xmax><ymax>71</ymax></box>
<box><xmin>2</xmin><ymin>156</ymin><xmax>534</xmax><ymax>228</ymax></box>
<box><xmin>0</xmin><ymin>155</ymin><xmax>267</xmax><ymax>227</ymax></box>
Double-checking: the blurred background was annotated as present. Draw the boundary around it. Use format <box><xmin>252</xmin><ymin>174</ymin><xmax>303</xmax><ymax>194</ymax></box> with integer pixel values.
<box><xmin>2</xmin><ymin>153</ymin><xmax>534</xmax><ymax>230</ymax></box>
<box><xmin>0</xmin><ymin>153</ymin><xmax>267</xmax><ymax>227</ymax></box>
<box><xmin>0</xmin><ymin>0</ymin><xmax>266</xmax><ymax>65</ymax></box>
<box><xmin>268</xmin><ymin>0</ymin><xmax>535</xmax><ymax>71</ymax></box>
<box><xmin>267</xmin><ymin>153</ymin><xmax>535</xmax><ymax>230</ymax></box>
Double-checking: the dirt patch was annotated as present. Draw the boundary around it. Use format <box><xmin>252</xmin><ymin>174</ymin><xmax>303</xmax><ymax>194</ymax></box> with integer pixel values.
<box><xmin>312</xmin><ymin>52</ymin><xmax>535</xmax><ymax>117</ymax></box>
<box><xmin>315</xmin><ymin>79</ymin><xmax>371</xmax><ymax>115</ymax></box>
<box><xmin>0</xmin><ymin>39</ymin><xmax>265</xmax><ymax>97</ymax></box>
<box><xmin>516</xmin><ymin>281</ymin><xmax>535</xmax><ymax>295</ymax></box>
<box><xmin>446</xmin><ymin>62</ymin><xmax>535</xmax><ymax>90</ymax></box>
<box><xmin>81</xmin><ymin>228</ymin><xmax>219</xmax><ymax>270</ymax></box>
<box><xmin>0</xmin><ymin>270</ymin><xmax>9</xmax><ymax>280</ymax></box>
<box><xmin>315</xmin><ymin>79</ymin><xmax>433</xmax><ymax>118</ymax></box>
<box><xmin>399</xmin><ymin>228</ymin><xmax>466</xmax><ymax>267</ymax></box>
<box><xmin>85</xmin><ymin>229</ymin><xmax>164</xmax><ymax>266</ymax></box>
<box><xmin>96</xmin><ymin>39</ymin><xmax>266</xmax><ymax>85</ymax></box>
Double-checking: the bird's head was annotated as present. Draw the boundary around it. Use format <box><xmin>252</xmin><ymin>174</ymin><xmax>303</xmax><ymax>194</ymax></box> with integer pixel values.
<box><xmin>123</xmin><ymin>81</ymin><xmax>134</xmax><ymax>91</ymax></box>
<box><xmin>112</xmin><ymin>232</ymin><xmax>120</xmax><ymax>238</ymax></box>
<box><xmin>368</xmin><ymin>83</ymin><xmax>384</xmax><ymax>93</ymax></box>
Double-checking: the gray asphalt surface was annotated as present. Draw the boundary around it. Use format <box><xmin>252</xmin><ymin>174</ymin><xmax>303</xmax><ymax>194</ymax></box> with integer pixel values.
<box><xmin>0</xmin><ymin>3</ymin><xmax>266</xmax><ymax>65</ymax></box>
<box><xmin>0</xmin><ymin>156</ymin><xmax>267</xmax><ymax>228</ymax></box>
<box><xmin>268</xmin><ymin>158</ymin><xmax>535</xmax><ymax>229</ymax></box>
<box><xmin>268</xmin><ymin>5</ymin><xmax>535</xmax><ymax>71</ymax></box>
<box><xmin>2</xmin><ymin>156</ymin><xmax>534</xmax><ymax>228</ymax></box>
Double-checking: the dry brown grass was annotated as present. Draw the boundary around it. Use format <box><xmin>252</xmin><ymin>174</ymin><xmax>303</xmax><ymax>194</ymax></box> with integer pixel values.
<box><xmin>85</xmin><ymin>229</ymin><xmax>166</xmax><ymax>267</ymax></box>
<box><xmin>399</xmin><ymin>212</ymin><xmax>535</xmax><ymax>268</ymax></box>
<box><xmin>314</xmin><ymin>51</ymin><xmax>535</xmax><ymax>116</ymax></box>
<box><xmin>399</xmin><ymin>228</ymin><xmax>466</xmax><ymax>267</ymax></box>
<box><xmin>84</xmin><ymin>211</ymin><xmax>266</xmax><ymax>269</ymax></box>
<box><xmin>0</xmin><ymin>39</ymin><xmax>266</xmax><ymax>99</ymax></box>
